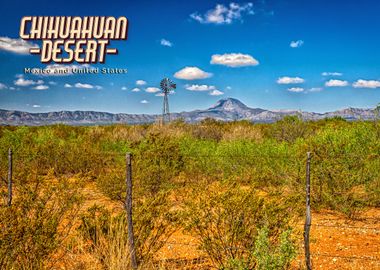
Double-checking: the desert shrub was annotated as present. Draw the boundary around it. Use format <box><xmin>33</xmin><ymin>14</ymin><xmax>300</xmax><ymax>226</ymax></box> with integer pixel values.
<box><xmin>133</xmin><ymin>132</ymin><xmax>184</xmax><ymax>195</ymax></box>
<box><xmin>303</xmin><ymin>123</ymin><xmax>380</xmax><ymax>216</ymax></box>
<box><xmin>222</xmin><ymin>123</ymin><xmax>263</xmax><ymax>142</ymax></box>
<box><xmin>191</xmin><ymin>118</ymin><xmax>224</xmax><ymax>141</ymax></box>
<box><xmin>79</xmin><ymin>191</ymin><xmax>179</xmax><ymax>268</ymax></box>
<box><xmin>252</xmin><ymin>226</ymin><xmax>296</xmax><ymax>270</ymax></box>
<box><xmin>183</xmin><ymin>183</ymin><xmax>293</xmax><ymax>269</ymax></box>
<box><xmin>267</xmin><ymin>115</ymin><xmax>310</xmax><ymax>143</ymax></box>
<box><xmin>0</xmin><ymin>177</ymin><xmax>82</xmax><ymax>269</ymax></box>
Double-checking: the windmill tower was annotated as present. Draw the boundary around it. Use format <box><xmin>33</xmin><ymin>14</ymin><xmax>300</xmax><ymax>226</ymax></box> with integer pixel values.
<box><xmin>159</xmin><ymin>78</ymin><xmax>176</xmax><ymax>124</ymax></box>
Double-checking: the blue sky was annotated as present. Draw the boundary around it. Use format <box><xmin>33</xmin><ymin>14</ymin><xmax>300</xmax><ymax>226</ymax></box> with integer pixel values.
<box><xmin>0</xmin><ymin>0</ymin><xmax>379</xmax><ymax>114</ymax></box>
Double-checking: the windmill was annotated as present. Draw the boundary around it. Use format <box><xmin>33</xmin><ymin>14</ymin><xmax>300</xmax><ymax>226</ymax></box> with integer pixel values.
<box><xmin>159</xmin><ymin>78</ymin><xmax>176</xmax><ymax>124</ymax></box>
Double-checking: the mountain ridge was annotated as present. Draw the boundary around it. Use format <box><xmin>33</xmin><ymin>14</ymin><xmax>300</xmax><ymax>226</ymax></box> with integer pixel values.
<box><xmin>0</xmin><ymin>98</ymin><xmax>377</xmax><ymax>126</ymax></box>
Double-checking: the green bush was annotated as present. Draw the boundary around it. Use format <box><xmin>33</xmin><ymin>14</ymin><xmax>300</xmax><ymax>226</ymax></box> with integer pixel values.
<box><xmin>183</xmin><ymin>184</ymin><xmax>292</xmax><ymax>269</ymax></box>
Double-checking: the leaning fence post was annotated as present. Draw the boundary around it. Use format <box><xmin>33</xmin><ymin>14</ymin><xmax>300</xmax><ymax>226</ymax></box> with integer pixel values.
<box><xmin>7</xmin><ymin>148</ymin><xmax>12</xmax><ymax>207</ymax></box>
<box><xmin>126</xmin><ymin>153</ymin><xmax>137</xmax><ymax>269</ymax></box>
<box><xmin>304</xmin><ymin>152</ymin><xmax>312</xmax><ymax>270</ymax></box>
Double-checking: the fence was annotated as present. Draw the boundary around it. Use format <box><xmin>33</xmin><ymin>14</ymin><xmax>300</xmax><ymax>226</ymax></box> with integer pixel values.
<box><xmin>1</xmin><ymin>148</ymin><xmax>379</xmax><ymax>270</ymax></box>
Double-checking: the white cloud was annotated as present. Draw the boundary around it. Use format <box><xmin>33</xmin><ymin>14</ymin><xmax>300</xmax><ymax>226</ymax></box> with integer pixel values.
<box><xmin>33</xmin><ymin>85</ymin><xmax>49</xmax><ymax>90</ymax></box>
<box><xmin>325</xmin><ymin>79</ymin><xmax>348</xmax><ymax>87</ymax></box>
<box><xmin>75</xmin><ymin>83</ymin><xmax>94</xmax><ymax>89</ymax></box>
<box><xmin>14</xmin><ymin>76</ymin><xmax>44</xmax><ymax>86</ymax></box>
<box><xmin>174</xmin><ymin>66</ymin><xmax>212</xmax><ymax>80</ymax></box>
<box><xmin>185</xmin><ymin>84</ymin><xmax>216</xmax><ymax>91</ymax></box>
<box><xmin>140</xmin><ymin>100</ymin><xmax>149</xmax><ymax>104</ymax></box>
<box><xmin>0</xmin><ymin>83</ymin><xmax>7</xmax><ymax>90</ymax></box>
<box><xmin>131</xmin><ymin>87</ymin><xmax>141</xmax><ymax>92</ymax></box>
<box><xmin>145</xmin><ymin>87</ymin><xmax>160</xmax><ymax>93</ymax></box>
<box><xmin>121</xmin><ymin>86</ymin><xmax>128</xmax><ymax>90</ymax></box>
<box><xmin>226</xmin><ymin>86</ymin><xmax>232</xmax><ymax>90</ymax></box>
<box><xmin>290</xmin><ymin>40</ymin><xmax>304</xmax><ymax>48</ymax></box>
<box><xmin>287</xmin><ymin>87</ymin><xmax>304</xmax><ymax>93</ymax></box>
<box><xmin>155</xmin><ymin>93</ymin><xmax>165</xmax><ymax>97</ymax></box>
<box><xmin>64</xmin><ymin>83</ymin><xmax>73</xmax><ymax>88</ymax></box>
<box><xmin>322</xmin><ymin>72</ymin><xmax>343</xmax><ymax>76</ymax></box>
<box><xmin>210</xmin><ymin>53</ymin><xmax>259</xmax><ymax>67</ymax></box>
<box><xmin>136</xmin><ymin>80</ymin><xmax>147</xmax><ymax>86</ymax></box>
<box><xmin>190</xmin><ymin>2</ymin><xmax>254</xmax><ymax>25</ymax></box>
<box><xmin>0</xmin><ymin>37</ymin><xmax>39</xmax><ymax>54</ymax></box>
<box><xmin>160</xmin><ymin>39</ymin><xmax>173</xmax><ymax>47</ymax></box>
<box><xmin>95</xmin><ymin>85</ymin><xmax>103</xmax><ymax>90</ymax></box>
<box><xmin>308</xmin><ymin>87</ymin><xmax>323</xmax><ymax>92</ymax></box>
<box><xmin>277</xmin><ymin>76</ymin><xmax>305</xmax><ymax>84</ymax></box>
<box><xmin>48</xmin><ymin>81</ymin><xmax>57</xmax><ymax>85</ymax></box>
<box><xmin>32</xmin><ymin>104</ymin><xmax>41</xmax><ymax>108</ymax></box>
<box><xmin>209</xmin><ymin>89</ymin><xmax>224</xmax><ymax>96</ymax></box>
<box><xmin>352</xmin><ymin>79</ymin><xmax>380</xmax><ymax>89</ymax></box>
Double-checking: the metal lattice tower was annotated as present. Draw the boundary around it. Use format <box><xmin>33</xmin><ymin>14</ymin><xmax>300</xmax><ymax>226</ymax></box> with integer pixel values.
<box><xmin>160</xmin><ymin>78</ymin><xmax>176</xmax><ymax>124</ymax></box>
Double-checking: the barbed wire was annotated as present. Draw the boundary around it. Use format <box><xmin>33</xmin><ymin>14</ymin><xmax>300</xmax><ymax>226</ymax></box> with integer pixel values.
<box><xmin>0</xmin><ymin>149</ymin><xmax>379</xmax><ymax>159</ymax></box>
<box><xmin>311</xmin><ymin>253</ymin><xmax>380</xmax><ymax>262</ymax></box>
<box><xmin>309</xmin><ymin>224</ymin><xmax>380</xmax><ymax>231</ymax></box>
<box><xmin>162</xmin><ymin>242</ymin><xmax>380</xmax><ymax>262</ymax></box>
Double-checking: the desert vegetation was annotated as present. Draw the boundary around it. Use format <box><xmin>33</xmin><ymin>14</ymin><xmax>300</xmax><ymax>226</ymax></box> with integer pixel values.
<box><xmin>0</xmin><ymin>116</ymin><xmax>379</xmax><ymax>269</ymax></box>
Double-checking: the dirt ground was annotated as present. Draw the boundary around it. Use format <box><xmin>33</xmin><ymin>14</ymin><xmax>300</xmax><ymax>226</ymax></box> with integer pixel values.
<box><xmin>156</xmin><ymin>209</ymin><xmax>380</xmax><ymax>270</ymax></box>
<box><xmin>74</xmin><ymin>183</ymin><xmax>380</xmax><ymax>269</ymax></box>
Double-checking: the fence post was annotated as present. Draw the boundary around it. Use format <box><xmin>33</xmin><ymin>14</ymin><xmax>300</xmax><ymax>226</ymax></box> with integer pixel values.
<box><xmin>304</xmin><ymin>152</ymin><xmax>312</xmax><ymax>270</ymax></box>
<box><xmin>126</xmin><ymin>153</ymin><xmax>137</xmax><ymax>269</ymax></box>
<box><xmin>7</xmin><ymin>148</ymin><xmax>12</xmax><ymax>207</ymax></box>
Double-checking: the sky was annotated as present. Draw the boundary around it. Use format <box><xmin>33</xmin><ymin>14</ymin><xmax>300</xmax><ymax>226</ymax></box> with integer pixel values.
<box><xmin>0</xmin><ymin>0</ymin><xmax>379</xmax><ymax>114</ymax></box>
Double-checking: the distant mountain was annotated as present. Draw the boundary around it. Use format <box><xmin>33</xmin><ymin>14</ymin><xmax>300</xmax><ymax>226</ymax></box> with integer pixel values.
<box><xmin>0</xmin><ymin>98</ymin><xmax>377</xmax><ymax>126</ymax></box>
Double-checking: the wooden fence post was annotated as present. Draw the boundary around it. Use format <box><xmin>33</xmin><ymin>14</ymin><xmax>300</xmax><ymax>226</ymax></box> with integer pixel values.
<box><xmin>126</xmin><ymin>153</ymin><xmax>137</xmax><ymax>269</ymax></box>
<box><xmin>304</xmin><ymin>152</ymin><xmax>312</xmax><ymax>270</ymax></box>
<box><xmin>7</xmin><ymin>148</ymin><xmax>12</xmax><ymax>207</ymax></box>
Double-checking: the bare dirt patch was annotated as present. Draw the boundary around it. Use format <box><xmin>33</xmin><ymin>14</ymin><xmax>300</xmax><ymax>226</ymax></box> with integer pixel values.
<box><xmin>156</xmin><ymin>208</ymin><xmax>380</xmax><ymax>270</ymax></box>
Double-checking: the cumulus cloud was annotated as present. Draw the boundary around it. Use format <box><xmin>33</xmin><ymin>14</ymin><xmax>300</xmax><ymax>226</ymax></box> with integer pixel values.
<box><xmin>160</xmin><ymin>39</ymin><xmax>173</xmax><ymax>47</ymax></box>
<box><xmin>325</xmin><ymin>79</ymin><xmax>348</xmax><ymax>87</ymax></box>
<box><xmin>210</xmin><ymin>53</ymin><xmax>259</xmax><ymax>67</ymax></box>
<box><xmin>209</xmin><ymin>89</ymin><xmax>224</xmax><ymax>96</ymax></box>
<box><xmin>145</xmin><ymin>87</ymin><xmax>160</xmax><ymax>93</ymax></box>
<box><xmin>322</xmin><ymin>72</ymin><xmax>343</xmax><ymax>76</ymax></box>
<box><xmin>95</xmin><ymin>85</ymin><xmax>103</xmax><ymax>90</ymax></box>
<box><xmin>14</xmin><ymin>75</ymin><xmax>44</xmax><ymax>87</ymax></box>
<box><xmin>121</xmin><ymin>86</ymin><xmax>128</xmax><ymax>90</ymax></box>
<box><xmin>131</xmin><ymin>87</ymin><xmax>141</xmax><ymax>92</ymax></box>
<box><xmin>64</xmin><ymin>83</ymin><xmax>73</xmax><ymax>88</ymax></box>
<box><xmin>33</xmin><ymin>85</ymin><xmax>49</xmax><ymax>90</ymax></box>
<box><xmin>174</xmin><ymin>66</ymin><xmax>212</xmax><ymax>80</ymax></box>
<box><xmin>287</xmin><ymin>87</ymin><xmax>304</xmax><ymax>93</ymax></box>
<box><xmin>290</xmin><ymin>40</ymin><xmax>304</xmax><ymax>48</ymax></box>
<box><xmin>32</xmin><ymin>104</ymin><xmax>41</xmax><ymax>108</ymax></box>
<box><xmin>185</xmin><ymin>84</ymin><xmax>216</xmax><ymax>91</ymax></box>
<box><xmin>75</xmin><ymin>83</ymin><xmax>94</xmax><ymax>89</ymax></box>
<box><xmin>140</xmin><ymin>100</ymin><xmax>149</xmax><ymax>104</ymax></box>
<box><xmin>352</xmin><ymin>79</ymin><xmax>380</xmax><ymax>89</ymax></box>
<box><xmin>190</xmin><ymin>2</ymin><xmax>254</xmax><ymax>25</ymax></box>
<box><xmin>0</xmin><ymin>83</ymin><xmax>8</xmax><ymax>90</ymax></box>
<box><xmin>277</xmin><ymin>76</ymin><xmax>305</xmax><ymax>84</ymax></box>
<box><xmin>136</xmin><ymin>80</ymin><xmax>147</xmax><ymax>86</ymax></box>
<box><xmin>0</xmin><ymin>37</ymin><xmax>39</xmax><ymax>54</ymax></box>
